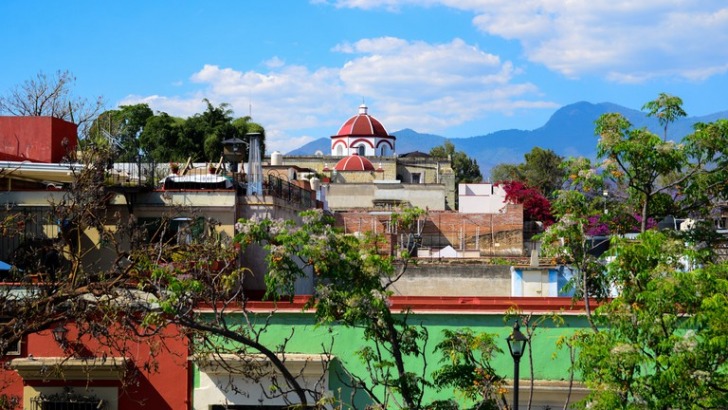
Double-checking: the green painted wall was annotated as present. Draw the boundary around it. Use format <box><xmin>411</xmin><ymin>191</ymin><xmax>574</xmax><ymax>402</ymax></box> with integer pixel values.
<box><xmin>195</xmin><ymin>311</ymin><xmax>590</xmax><ymax>407</ymax></box>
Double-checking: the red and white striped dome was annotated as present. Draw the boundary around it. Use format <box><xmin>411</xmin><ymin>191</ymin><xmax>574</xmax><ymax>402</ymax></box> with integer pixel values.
<box><xmin>335</xmin><ymin>104</ymin><xmax>389</xmax><ymax>137</ymax></box>
<box><xmin>331</xmin><ymin>104</ymin><xmax>396</xmax><ymax>157</ymax></box>
<box><xmin>334</xmin><ymin>153</ymin><xmax>375</xmax><ymax>171</ymax></box>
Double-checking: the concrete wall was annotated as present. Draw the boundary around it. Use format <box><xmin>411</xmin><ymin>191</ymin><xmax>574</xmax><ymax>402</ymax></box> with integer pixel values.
<box><xmin>328</xmin><ymin>183</ymin><xmax>447</xmax><ymax>210</ymax></box>
<box><xmin>389</xmin><ymin>262</ymin><xmax>512</xmax><ymax>296</ymax></box>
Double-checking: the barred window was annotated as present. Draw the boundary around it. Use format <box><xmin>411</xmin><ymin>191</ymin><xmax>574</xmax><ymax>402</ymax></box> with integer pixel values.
<box><xmin>30</xmin><ymin>389</ymin><xmax>105</xmax><ymax>410</ymax></box>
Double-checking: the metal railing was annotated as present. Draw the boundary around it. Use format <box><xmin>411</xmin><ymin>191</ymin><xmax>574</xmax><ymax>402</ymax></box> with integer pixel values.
<box><xmin>262</xmin><ymin>174</ymin><xmax>315</xmax><ymax>208</ymax></box>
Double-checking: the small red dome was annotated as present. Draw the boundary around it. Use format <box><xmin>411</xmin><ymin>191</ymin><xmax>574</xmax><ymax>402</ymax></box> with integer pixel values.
<box><xmin>334</xmin><ymin>154</ymin><xmax>375</xmax><ymax>171</ymax></box>
<box><xmin>335</xmin><ymin>104</ymin><xmax>389</xmax><ymax>137</ymax></box>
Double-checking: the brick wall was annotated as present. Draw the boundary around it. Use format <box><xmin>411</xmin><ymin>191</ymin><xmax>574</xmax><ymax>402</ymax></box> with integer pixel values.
<box><xmin>334</xmin><ymin>204</ymin><xmax>524</xmax><ymax>257</ymax></box>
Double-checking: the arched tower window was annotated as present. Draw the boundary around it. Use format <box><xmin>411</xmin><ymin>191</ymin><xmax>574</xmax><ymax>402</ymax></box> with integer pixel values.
<box><xmin>336</xmin><ymin>145</ymin><xmax>343</xmax><ymax>156</ymax></box>
<box><xmin>357</xmin><ymin>145</ymin><xmax>366</xmax><ymax>156</ymax></box>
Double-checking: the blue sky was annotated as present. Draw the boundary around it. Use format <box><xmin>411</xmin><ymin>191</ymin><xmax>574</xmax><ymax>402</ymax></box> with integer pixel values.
<box><xmin>2</xmin><ymin>1</ymin><xmax>728</xmax><ymax>153</ymax></box>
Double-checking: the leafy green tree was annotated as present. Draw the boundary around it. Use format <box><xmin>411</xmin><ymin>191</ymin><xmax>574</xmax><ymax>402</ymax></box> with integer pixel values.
<box><xmin>490</xmin><ymin>147</ymin><xmax>564</xmax><ymax>198</ymax></box>
<box><xmin>540</xmin><ymin>157</ymin><xmax>612</xmax><ymax>330</ymax></box>
<box><xmin>596</xmin><ymin>113</ymin><xmax>686</xmax><ymax>233</ymax></box>
<box><xmin>430</xmin><ymin>141</ymin><xmax>482</xmax><ymax>185</ymax></box>
<box><xmin>89</xmin><ymin>104</ymin><xmax>154</xmax><ymax>161</ymax></box>
<box><xmin>130</xmin><ymin>207</ymin><xmax>437</xmax><ymax>408</ymax></box>
<box><xmin>574</xmin><ymin>231</ymin><xmax>728</xmax><ymax>409</ymax></box>
<box><xmin>89</xmin><ymin>99</ymin><xmax>269</xmax><ymax>164</ymax></box>
<box><xmin>489</xmin><ymin>163</ymin><xmax>520</xmax><ymax>183</ymax></box>
<box><xmin>541</xmin><ymin>94</ymin><xmax>728</xmax><ymax>407</ymax></box>
<box><xmin>236</xmin><ymin>208</ymin><xmax>431</xmax><ymax>409</ymax></box>
<box><xmin>597</xmin><ymin>95</ymin><xmax>728</xmax><ymax>233</ymax></box>
<box><xmin>430</xmin><ymin>329</ymin><xmax>505</xmax><ymax>410</ymax></box>
<box><xmin>641</xmin><ymin>92</ymin><xmax>687</xmax><ymax>141</ymax></box>
<box><xmin>138</xmin><ymin>112</ymin><xmax>184</xmax><ymax>162</ymax></box>
<box><xmin>522</xmin><ymin>147</ymin><xmax>565</xmax><ymax>198</ymax></box>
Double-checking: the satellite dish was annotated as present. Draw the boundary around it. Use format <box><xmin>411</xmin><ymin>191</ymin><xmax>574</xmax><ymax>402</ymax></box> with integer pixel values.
<box><xmin>314</xmin><ymin>150</ymin><xmax>324</xmax><ymax>157</ymax></box>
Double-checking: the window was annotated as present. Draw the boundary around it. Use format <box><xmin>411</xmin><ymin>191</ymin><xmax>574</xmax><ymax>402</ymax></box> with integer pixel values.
<box><xmin>137</xmin><ymin>217</ymin><xmax>209</xmax><ymax>245</ymax></box>
<box><xmin>335</xmin><ymin>145</ymin><xmax>343</xmax><ymax>156</ymax></box>
<box><xmin>411</xmin><ymin>173</ymin><xmax>421</xmax><ymax>184</ymax></box>
<box><xmin>357</xmin><ymin>145</ymin><xmax>366</xmax><ymax>156</ymax></box>
<box><xmin>31</xmin><ymin>389</ymin><xmax>105</xmax><ymax>410</ymax></box>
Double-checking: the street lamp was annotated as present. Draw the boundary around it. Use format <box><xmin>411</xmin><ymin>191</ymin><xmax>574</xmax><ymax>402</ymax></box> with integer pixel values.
<box><xmin>52</xmin><ymin>323</ymin><xmax>68</xmax><ymax>348</ymax></box>
<box><xmin>222</xmin><ymin>137</ymin><xmax>246</xmax><ymax>173</ymax></box>
<box><xmin>506</xmin><ymin>321</ymin><xmax>528</xmax><ymax>410</ymax></box>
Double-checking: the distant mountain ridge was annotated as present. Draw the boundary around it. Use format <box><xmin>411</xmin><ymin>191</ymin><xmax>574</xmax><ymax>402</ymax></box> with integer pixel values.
<box><xmin>286</xmin><ymin>102</ymin><xmax>728</xmax><ymax>178</ymax></box>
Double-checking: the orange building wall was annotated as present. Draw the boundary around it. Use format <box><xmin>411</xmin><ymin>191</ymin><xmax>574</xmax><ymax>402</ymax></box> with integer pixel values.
<box><xmin>0</xmin><ymin>116</ymin><xmax>78</xmax><ymax>163</ymax></box>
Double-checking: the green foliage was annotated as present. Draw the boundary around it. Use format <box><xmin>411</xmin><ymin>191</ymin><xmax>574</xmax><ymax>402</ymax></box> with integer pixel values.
<box><xmin>540</xmin><ymin>94</ymin><xmax>728</xmax><ymax>407</ymax></box>
<box><xmin>139</xmin><ymin>112</ymin><xmax>183</xmax><ymax>162</ymax></box>
<box><xmin>88</xmin><ymin>99</ymin><xmax>266</xmax><ymax>163</ymax></box>
<box><xmin>594</xmin><ymin>93</ymin><xmax>728</xmax><ymax>233</ymax></box>
<box><xmin>491</xmin><ymin>147</ymin><xmax>565</xmax><ymax>198</ymax></box>
<box><xmin>431</xmin><ymin>329</ymin><xmax>504</xmax><ymax>409</ymax></box>
<box><xmin>596</xmin><ymin>113</ymin><xmax>686</xmax><ymax>223</ymax></box>
<box><xmin>430</xmin><ymin>140</ymin><xmax>483</xmax><ymax>185</ymax></box>
<box><xmin>641</xmin><ymin>92</ymin><xmax>687</xmax><ymax>140</ymax></box>
<box><xmin>90</xmin><ymin>103</ymin><xmax>154</xmax><ymax>161</ymax></box>
<box><xmin>544</xmin><ymin>93</ymin><xmax>728</xmax><ymax>332</ymax></box>
<box><xmin>575</xmin><ymin>231</ymin><xmax>728</xmax><ymax>409</ymax></box>
<box><xmin>540</xmin><ymin>157</ymin><xmax>613</xmax><ymax>307</ymax></box>
<box><xmin>235</xmin><ymin>209</ymin><xmax>424</xmax><ymax>407</ymax></box>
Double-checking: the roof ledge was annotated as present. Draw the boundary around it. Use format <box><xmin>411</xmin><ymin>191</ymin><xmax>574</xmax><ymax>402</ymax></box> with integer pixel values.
<box><xmin>11</xmin><ymin>357</ymin><xmax>127</xmax><ymax>381</ymax></box>
<box><xmin>192</xmin><ymin>353</ymin><xmax>333</xmax><ymax>376</ymax></box>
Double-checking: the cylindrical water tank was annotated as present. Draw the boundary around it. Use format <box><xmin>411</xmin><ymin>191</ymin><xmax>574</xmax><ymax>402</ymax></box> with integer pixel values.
<box><xmin>310</xmin><ymin>176</ymin><xmax>320</xmax><ymax>191</ymax></box>
<box><xmin>271</xmin><ymin>151</ymin><xmax>283</xmax><ymax>166</ymax></box>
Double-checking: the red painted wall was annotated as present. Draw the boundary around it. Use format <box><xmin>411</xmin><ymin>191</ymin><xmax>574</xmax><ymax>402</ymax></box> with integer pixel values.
<box><xmin>0</xmin><ymin>322</ymin><xmax>189</xmax><ymax>409</ymax></box>
<box><xmin>0</xmin><ymin>116</ymin><xmax>78</xmax><ymax>163</ymax></box>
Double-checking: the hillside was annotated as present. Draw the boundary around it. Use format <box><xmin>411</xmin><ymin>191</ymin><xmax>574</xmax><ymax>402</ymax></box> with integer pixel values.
<box><xmin>287</xmin><ymin>102</ymin><xmax>728</xmax><ymax>178</ymax></box>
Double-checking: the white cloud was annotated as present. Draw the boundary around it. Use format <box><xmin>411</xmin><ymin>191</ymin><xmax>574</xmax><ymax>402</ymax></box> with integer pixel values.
<box><xmin>336</xmin><ymin>37</ymin><xmax>552</xmax><ymax>132</ymax></box>
<box><xmin>329</xmin><ymin>0</ymin><xmax>728</xmax><ymax>82</ymax></box>
<box><xmin>264</xmin><ymin>57</ymin><xmax>286</xmax><ymax>68</ymax></box>
<box><xmin>119</xmin><ymin>94</ymin><xmax>208</xmax><ymax>118</ymax></box>
<box><xmin>120</xmin><ymin>37</ymin><xmax>554</xmax><ymax>153</ymax></box>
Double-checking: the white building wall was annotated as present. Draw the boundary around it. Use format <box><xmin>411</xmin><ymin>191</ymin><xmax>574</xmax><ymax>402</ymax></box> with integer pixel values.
<box><xmin>458</xmin><ymin>183</ymin><xmax>507</xmax><ymax>213</ymax></box>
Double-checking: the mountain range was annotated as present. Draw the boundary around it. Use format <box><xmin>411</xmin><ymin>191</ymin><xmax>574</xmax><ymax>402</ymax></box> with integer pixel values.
<box><xmin>287</xmin><ymin>102</ymin><xmax>728</xmax><ymax>179</ymax></box>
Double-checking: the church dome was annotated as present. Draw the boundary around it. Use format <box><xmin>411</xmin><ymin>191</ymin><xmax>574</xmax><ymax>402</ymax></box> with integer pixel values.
<box><xmin>335</xmin><ymin>104</ymin><xmax>389</xmax><ymax>137</ymax></box>
<box><xmin>334</xmin><ymin>153</ymin><xmax>375</xmax><ymax>171</ymax></box>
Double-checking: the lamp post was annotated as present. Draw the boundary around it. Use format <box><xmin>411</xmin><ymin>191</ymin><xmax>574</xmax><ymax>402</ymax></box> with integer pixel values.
<box><xmin>222</xmin><ymin>137</ymin><xmax>246</xmax><ymax>173</ymax></box>
<box><xmin>603</xmin><ymin>189</ymin><xmax>609</xmax><ymax>214</ymax></box>
<box><xmin>506</xmin><ymin>321</ymin><xmax>528</xmax><ymax>410</ymax></box>
<box><xmin>52</xmin><ymin>323</ymin><xmax>68</xmax><ymax>348</ymax></box>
